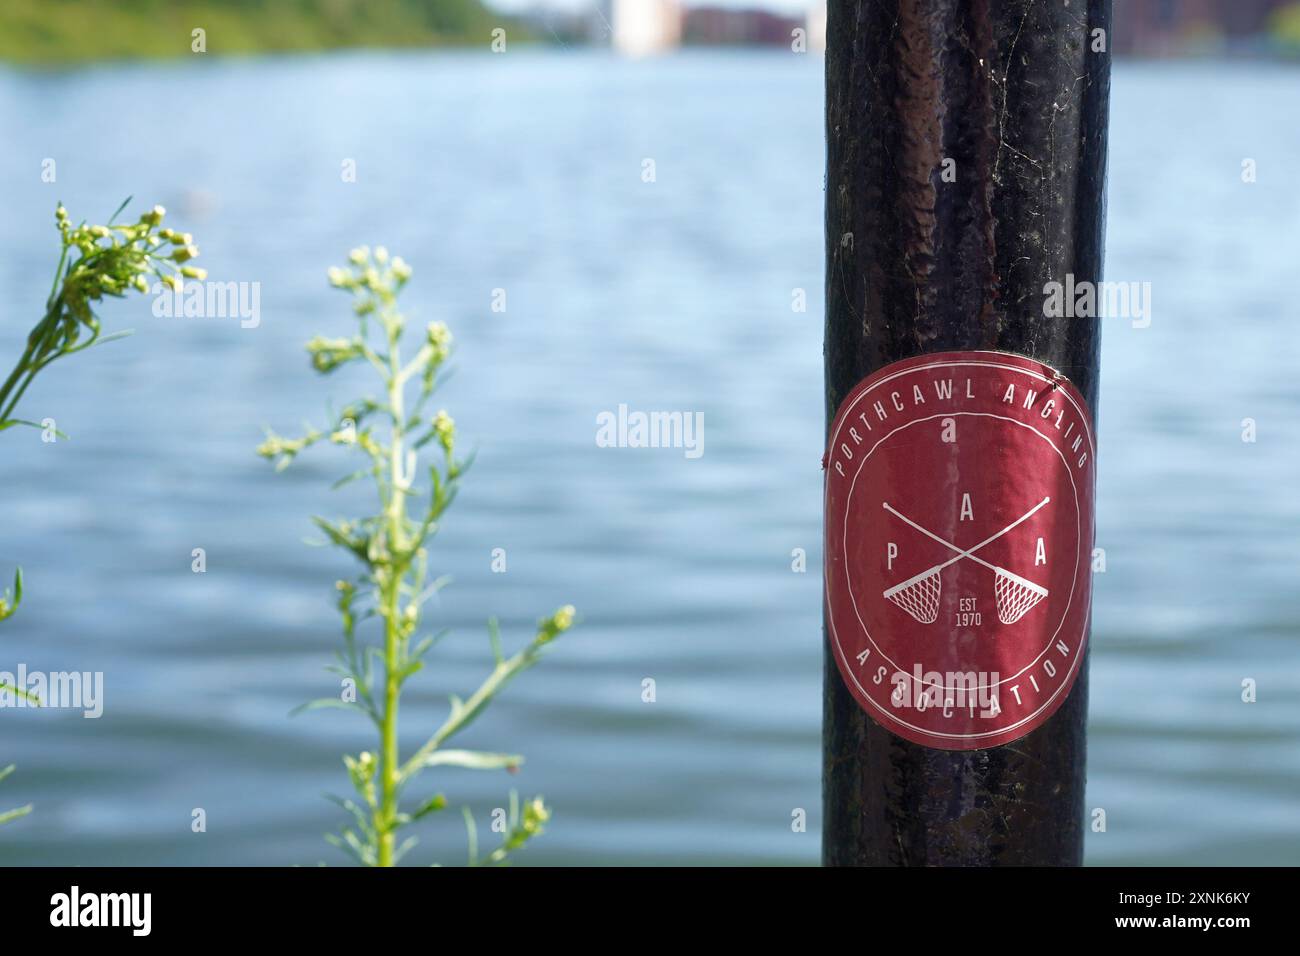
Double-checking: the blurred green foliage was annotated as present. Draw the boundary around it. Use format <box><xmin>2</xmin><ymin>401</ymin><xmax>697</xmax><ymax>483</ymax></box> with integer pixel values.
<box><xmin>1273</xmin><ymin>3</ymin><xmax>1300</xmax><ymax>52</ymax></box>
<box><xmin>0</xmin><ymin>0</ymin><xmax>512</xmax><ymax>64</ymax></box>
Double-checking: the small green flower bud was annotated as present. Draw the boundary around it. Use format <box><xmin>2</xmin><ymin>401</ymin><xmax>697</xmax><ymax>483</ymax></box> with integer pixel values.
<box><xmin>426</xmin><ymin>321</ymin><xmax>452</xmax><ymax>362</ymax></box>
<box><xmin>141</xmin><ymin>205</ymin><xmax>166</xmax><ymax>226</ymax></box>
<box><xmin>432</xmin><ymin>410</ymin><xmax>455</xmax><ymax>453</ymax></box>
<box><xmin>306</xmin><ymin>335</ymin><xmax>362</xmax><ymax>373</ymax></box>
<box><xmin>180</xmin><ymin>266</ymin><xmax>207</xmax><ymax>280</ymax></box>
<box><xmin>524</xmin><ymin>797</ymin><xmax>551</xmax><ymax>830</ymax></box>
<box><xmin>536</xmin><ymin>605</ymin><xmax>576</xmax><ymax>645</ymax></box>
<box><xmin>348</xmin><ymin>246</ymin><xmax>369</xmax><ymax>266</ymax></box>
<box><xmin>171</xmin><ymin>245</ymin><xmax>199</xmax><ymax>263</ymax></box>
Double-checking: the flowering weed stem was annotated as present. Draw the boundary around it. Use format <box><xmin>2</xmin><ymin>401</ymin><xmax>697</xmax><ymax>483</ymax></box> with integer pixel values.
<box><xmin>260</xmin><ymin>246</ymin><xmax>575</xmax><ymax>866</ymax></box>
<box><xmin>1</xmin><ymin>201</ymin><xmax>200</xmax><ymax>826</ymax></box>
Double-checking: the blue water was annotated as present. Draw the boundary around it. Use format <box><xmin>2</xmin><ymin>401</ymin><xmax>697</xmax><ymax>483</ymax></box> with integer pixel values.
<box><xmin>0</xmin><ymin>51</ymin><xmax>1297</xmax><ymax>866</ymax></box>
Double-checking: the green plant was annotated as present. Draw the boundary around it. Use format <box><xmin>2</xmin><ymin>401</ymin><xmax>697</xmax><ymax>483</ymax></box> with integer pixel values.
<box><xmin>258</xmin><ymin>246</ymin><xmax>574</xmax><ymax>867</ymax></box>
<box><xmin>0</xmin><ymin>570</ymin><xmax>30</xmax><ymax>708</ymax></box>
<box><xmin>0</xmin><ymin>0</ymin><xmax>515</xmax><ymax>65</ymax></box>
<box><xmin>0</xmin><ymin>765</ymin><xmax>29</xmax><ymax>826</ymax></box>
<box><xmin>1</xmin><ymin>200</ymin><xmax>202</xmax><ymax>825</ymax></box>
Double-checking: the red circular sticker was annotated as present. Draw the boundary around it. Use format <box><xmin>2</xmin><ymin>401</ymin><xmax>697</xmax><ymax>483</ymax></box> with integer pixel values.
<box><xmin>824</xmin><ymin>351</ymin><xmax>1096</xmax><ymax>750</ymax></box>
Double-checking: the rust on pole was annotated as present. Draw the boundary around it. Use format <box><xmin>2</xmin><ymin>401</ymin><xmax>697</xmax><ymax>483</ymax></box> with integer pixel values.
<box><xmin>822</xmin><ymin>0</ymin><xmax>1111</xmax><ymax>865</ymax></box>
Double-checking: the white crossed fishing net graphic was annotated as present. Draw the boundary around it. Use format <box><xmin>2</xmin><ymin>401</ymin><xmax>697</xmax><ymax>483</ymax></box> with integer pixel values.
<box><xmin>881</xmin><ymin>498</ymin><xmax>1050</xmax><ymax>626</ymax></box>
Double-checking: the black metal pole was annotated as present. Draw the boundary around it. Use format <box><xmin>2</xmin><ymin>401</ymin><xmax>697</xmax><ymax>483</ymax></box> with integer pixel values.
<box><xmin>823</xmin><ymin>0</ymin><xmax>1110</xmax><ymax>865</ymax></box>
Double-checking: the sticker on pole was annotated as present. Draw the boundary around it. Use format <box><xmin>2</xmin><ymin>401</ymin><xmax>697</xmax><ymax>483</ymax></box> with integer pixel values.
<box><xmin>824</xmin><ymin>351</ymin><xmax>1096</xmax><ymax>750</ymax></box>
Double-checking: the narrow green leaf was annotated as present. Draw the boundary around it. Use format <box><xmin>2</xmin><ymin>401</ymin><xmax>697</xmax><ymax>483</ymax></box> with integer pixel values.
<box><xmin>0</xmin><ymin>804</ymin><xmax>32</xmax><ymax>826</ymax></box>
<box><xmin>411</xmin><ymin>793</ymin><xmax>448</xmax><ymax>820</ymax></box>
<box><xmin>0</xmin><ymin>682</ymin><xmax>40</xmax><ymax>703</ymax></box>
<box><xmin>290</xmin><ymin>697</ymin><xmax>368</xmax><ymax>718</ymax></box>
<box><xmin>416</xmin><ymin>750</ymin><xmax>522</xmax><ymax>772</ymax></box>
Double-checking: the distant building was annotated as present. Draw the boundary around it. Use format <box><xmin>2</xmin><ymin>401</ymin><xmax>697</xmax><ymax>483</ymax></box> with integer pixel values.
<box><xmin>587</xmin><ymin>0</ymin><xmax>1292</xmax><ymax>58</ymax></box>
<box><xmin>606</xmin><ymin>0</ymin><xmax>682</xmax><ymax>57</ymax></box>
<box><xmin>1112</xmin><ymin>0</ymin><xmax>1289</xmax><ymax>55</ymax></box>
<box><xmin>807</xmin><ymin>1</ymin><xmax>826</xmax><ymax>53</ymax></box>
<box><xmin>682</xmin><ymin>5</ymin><xmax>802</xmax><ymax>46</ymax></box>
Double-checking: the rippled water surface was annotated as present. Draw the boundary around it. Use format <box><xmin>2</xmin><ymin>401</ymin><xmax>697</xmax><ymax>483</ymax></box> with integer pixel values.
<box><xmin>1</xmin><ymin>52</ymin><xmax>1297</xmax><ymax>865</ymax></box>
